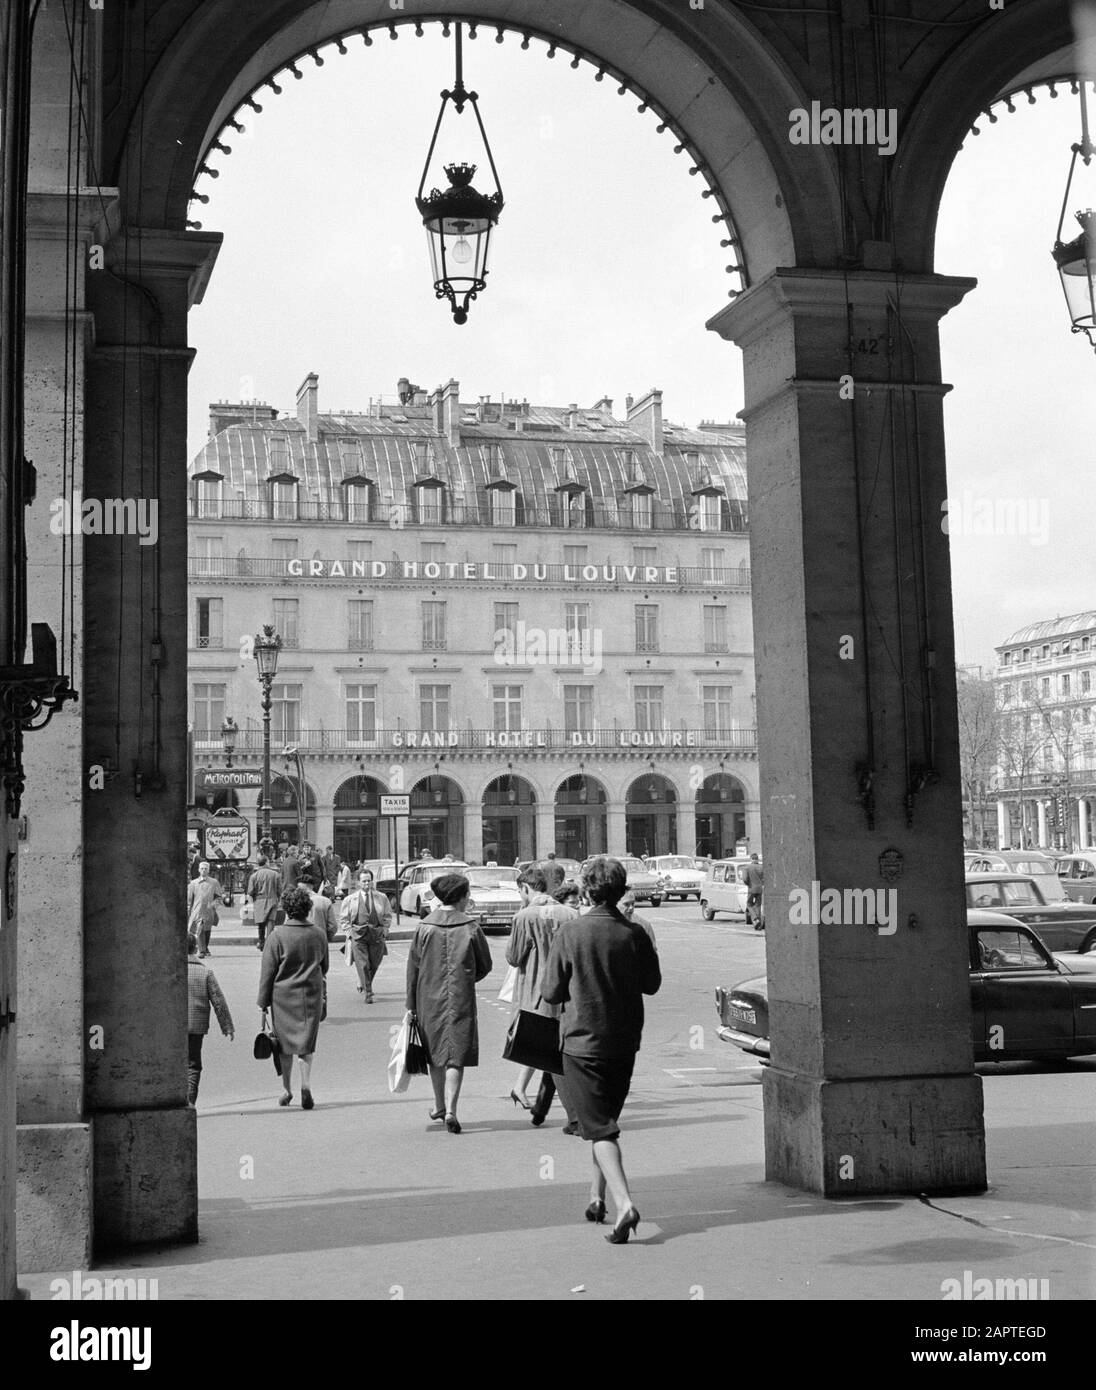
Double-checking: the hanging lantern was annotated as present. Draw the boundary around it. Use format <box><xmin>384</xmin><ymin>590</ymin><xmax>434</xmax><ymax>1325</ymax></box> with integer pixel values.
<box><xmin>416</xmin><ymin>23</ymin><xmax>504</xmax><ymax>324</ymax></box>
<box><xmin>1052</xmin><ymin>84</ymin><xmax>1096</xmax><ymax>349</ymax></box>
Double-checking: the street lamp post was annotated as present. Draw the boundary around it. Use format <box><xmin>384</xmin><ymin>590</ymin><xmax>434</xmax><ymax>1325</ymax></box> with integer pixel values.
<box><xmin>221</xmin><ymin>715</ymin><xmax>238</xmax><ymax>769</ymax></box>
<box><xmin>253</xmin><ymin>625</ymin><xmax>282</xmax><ymax>842</ymax></box>
<box><xmin>283</xmin><ymin>744</ymin><xmax>307</xmax><ymax>845</ymax></box>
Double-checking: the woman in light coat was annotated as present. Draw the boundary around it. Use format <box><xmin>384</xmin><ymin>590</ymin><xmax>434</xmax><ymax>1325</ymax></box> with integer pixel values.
<box><xmin>257</xmin><ymin>886</ymin><xmax>329</xmax><ymax>1110</ymax></box>
<box><xmin>405</xmin><ymin>872</ymin><xmax>492</xmax><ymax>1133</ymax></box>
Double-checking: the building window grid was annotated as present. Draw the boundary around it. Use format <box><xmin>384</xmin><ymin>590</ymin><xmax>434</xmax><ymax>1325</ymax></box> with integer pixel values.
<box><xmin>635</xmin><ymin>604</ymin><xmax>659</xmax><ymax>654</ymax></box>
<box><xmin>271</xmin><ymin>684</ymin><xmax>301</xmax><ymax>744</ymax></box>
<box><xmin>345</xmin><ymin>482</ymin><xmax>372</xmax><ymax>523</ymax></box>
<box><xmin>348</xmin><ymin>600</ymin><xmax>374</xmax><ymax>651</ymax></box>
<box><xmin>346</xmin><ymin>684</ymin><xmax>378</xmax><ymax>744</ymax></box>
<box><xmin>419</xmin><ymin>684</ymin><xmax>450</xmax><ymax>733</ymax></box>
<box><xmin>421</xmin><ymin>601</ymin><xmax>447</xmax><ymax>651</ymax></box>
<box><xmin>702</xmin><ymin>685</ymin><xmax>734</xmax><ymax>738</ymax></box>
<box><xmin>195</xmin><ymin>597</ymin><xmax>223</xmax><ymax>650</ymax></box>
<box><xmin>703</xmin><ymin>604</ymin><xmax>729</xmax><ymax>653</ymax></box>
<box><xmin>273</xmin><ymin>598</ymin><xmax>299</xmax><ymax>649</ymax></box>
<box><xmin>271</xmin><ymin>479</ymin><xmax>298</xmax><ymax>521</ymax></box>
<box><xmin>634</xmin><ymin>685</ymin><xmax>664</xmax><ymax>732</ymax></box>
<box><xmin>492</xmin><ymin>684</ymin><xmax>523</xmax><ymax>733</ymax></box>
<box><xmin>193</xmin><ymin>683</ymin><xmax>226</xmax><ymax>743</ymax></box>
<box><xmin>494</xmin><ymin>602</ymin><xmax>519</xmax><ymax>640</ymax></box>
<box><xmin>564</xmin><ymin>685</ymin><xmax>594</xmax><ymax>734</ymax></box>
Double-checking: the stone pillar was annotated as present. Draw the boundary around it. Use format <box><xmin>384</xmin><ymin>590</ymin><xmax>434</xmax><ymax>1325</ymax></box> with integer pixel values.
<box><xmin>606</xmin><ymin>803</ymin><xmax>626</xmax><ymax>857</ymax></box>
<box><xmin>15</xmin><ymin>190</ymin><xmax>106</xmax><ymax>1274</ymax></box>
<box><xmin>1037</xmin><ymin>799</ymin><xmax>1047</xmax><ymax>848</ymax></box>
<box><xmin>79</xmin><ymin>226</ymin><xmax>220</xmax><ymax>1250</ymax></box>
<box><xmin>1079</xmin><ymin>798</ymin><xmax>1089</xmax><ymax>850</ymax></box>
<box><xmin>710</xmin><ymin>269</ymin><xmax>985</xmax><ymax>1195</ymax></box>
<box><xmin>997</xmin><ymin>800</ymin><xmax>1010</xmax><ymax>850</ymax></box>
<box><xmin>535</xmin><ymin>803</ymin><xmax>555</xmax><ymax>860</ymax></box>
<box><xmin>313</xmin><ymin>808</ymin><xmax>334</xmax><ymax>853</ymax></box>
<box><xmin>463</xmin><ymin>802</ymin><xmax>483</xmax><ymax>866</ymax></box>
<box><xmin>675</xmin><ymin>800</ymin><xmax>696</xmax><ymax>857</ymax></box>
<box><xmin>744</xmin><ymin>796</ymin><xmax>762</xmax><ymax>851</ymax></box>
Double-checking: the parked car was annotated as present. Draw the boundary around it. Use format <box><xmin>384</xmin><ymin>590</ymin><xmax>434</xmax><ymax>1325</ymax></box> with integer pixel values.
<box><xmin>463</xmin><ymin>865</ymin><xmax>523</xmax><ymax>933</ymax></box>
<box><xmin>354</xmin><ymin>859</ymin><xmax>398</xmax><ymax>906</ymax></box>
<box><xmin>996</xmin><ymin>850</ymin><xmax>1059</xmax><ymax>877</ymax></box>
<box><xmin>648</xmin><ymin>854</ymin><xmax>705</xmax><ymax>900</ymax></box>
<box><xmin>715</xmin><ymin>910</ymin><xmax>1096</xmax><ymax>1062</ymax></box>
<box><xmin>965</xmin><ymin>872</ymin><xmax>1096</xmax><ymax>953</ymax></box>
<box><xmin>1055</xmin><ymin>853</ymin><xmax>1096</xmax><ymax>905</ymax></box>
<box><xmin>699</xmin><ymin>856</ymin><xmax>753</xmax><ymax>921</ymax></box>
<box><xmin>617</xmin><ymin>856</ymin><xmax>663</xmax><ymax>906</ymax></box>
<box><xmin>398</xmin><ymin>859</ymin><xmax>471</xmax><ymax>916</ymax></box>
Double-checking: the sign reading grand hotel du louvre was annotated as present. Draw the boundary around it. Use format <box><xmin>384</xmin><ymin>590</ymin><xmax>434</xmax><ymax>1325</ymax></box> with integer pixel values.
<box><xmin>285</xmin><ymin>558</ymin><xmax>692</xmax><ymax>584</ymax></box>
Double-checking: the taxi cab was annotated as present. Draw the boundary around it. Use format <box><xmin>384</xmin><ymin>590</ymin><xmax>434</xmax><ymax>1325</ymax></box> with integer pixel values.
<box><xmin>699</xmin><ymin>857</ymin><xmax>751</xmax><ymax>921</ymax></box>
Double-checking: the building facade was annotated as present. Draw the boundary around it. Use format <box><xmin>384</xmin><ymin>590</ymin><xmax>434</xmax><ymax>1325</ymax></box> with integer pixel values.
<box><xmin>993</xmin><ymin>612</ymin><xmax>1096</xmax><ymax>850</ymax></box>
<box><xmin>188</xmin><ymin>374</ymin><xmax>759</xmax><ymax>865</ymax></box>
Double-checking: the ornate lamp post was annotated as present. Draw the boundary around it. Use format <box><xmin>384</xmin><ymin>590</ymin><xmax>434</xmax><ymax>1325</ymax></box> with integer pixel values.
<box><xmin>1052</xmin><ymin>84</ymin><xmax>1096</xmax><ymax>349</ymax></box>
<box><xmin>283</xmin><ymin>744</ymin><xmax>308</xmax><ymax>844</ymax></box>
<box><xmin>416</xmin><ymin>22</ymin><xmax>504</xmax><ymax>324</ymax></box>
<box><xmin>220</xmin><ymin>715</ymin><xmax>238</xmax><ymax>769</ymax></box>
<box><xmin>253</xmin><ymin>625</ymin><xmax>282</xmax><ymax>840</ymax></box>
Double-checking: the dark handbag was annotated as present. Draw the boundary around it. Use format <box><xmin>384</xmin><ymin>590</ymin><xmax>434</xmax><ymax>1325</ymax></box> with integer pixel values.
<box><xmin>253</xmin><ymin>1010</ymin><xmax>283</xmax><ymax>1076</ymax></box>
<box><xmin>405</xmin><ymin>1015</ymin><xmax>430</xmax><ymax>1075</ymax></box>
<box><xmin>503</xmin><ymin>1008</ymin><xmax>562</xmax><ymax>1074</ymax></box>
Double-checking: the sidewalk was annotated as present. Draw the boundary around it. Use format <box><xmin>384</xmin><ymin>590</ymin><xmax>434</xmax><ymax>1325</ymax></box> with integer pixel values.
<box><xmin>17</xmin><ymin>941</ymin><xmax>1096</xmax><ymax>1302</ymax></box>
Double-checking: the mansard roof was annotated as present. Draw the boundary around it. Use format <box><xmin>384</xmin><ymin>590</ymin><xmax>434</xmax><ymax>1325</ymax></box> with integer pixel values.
<box><xmin>999</xmin><ymin>612</ymin><xmax>1096</xmax><ymax>648</ymax></box>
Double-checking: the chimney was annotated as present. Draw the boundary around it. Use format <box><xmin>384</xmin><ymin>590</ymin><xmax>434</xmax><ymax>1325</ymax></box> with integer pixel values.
<box><xmin>567</xmin><ymin>403</ymin><xmax>579</xmax><ymax>430</ymax></box>
<box><xmin>296</xmin><ymin>372</ymin><xmax>319</xmax><ymax>443</ymax></box>
<box><xmin>592</xmin><ymin>395</ymin><xmax>613</xmax><ymax>419</ymax></box>
<box><xmin>208</xmin><ymin>399</ymin><xmax>277</xmax><ymax>439</ymax></box>
<box><xmin>626</xmin><ymin>388</ymin><xmax>663</xmax><ymax>455</ymax></box>
<box><xmin>430</xmin><ymin>379</ymin><xmax>461</xmax><ymax>447</ymax></box>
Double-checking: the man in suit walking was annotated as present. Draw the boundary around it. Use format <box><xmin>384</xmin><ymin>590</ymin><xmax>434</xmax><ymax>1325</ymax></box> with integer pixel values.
<box><xmin>339</xmin><ymin>869</ymin><xmax>393</xmax><ymax>1002</ymax></box>
<box><xmin>247</xmin><ymin>853</ymin><xmax>282</xmax><ymax>950</ymax></box>
<box><xmin>186</xmin><ymin>861</ymin><xmax>222</xmax><ymax>958</ymax></box>
<box><xmin>279</xmin><ymin>844</ymin><xmax>300</xmax><ymax>892</ymax></box>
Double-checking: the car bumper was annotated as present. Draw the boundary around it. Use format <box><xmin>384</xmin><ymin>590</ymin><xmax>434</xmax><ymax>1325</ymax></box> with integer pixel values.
<box><xmin>716</xmin><ymin>1025</ymin><xmax>770</xmax><ymax>1056</ymax></box>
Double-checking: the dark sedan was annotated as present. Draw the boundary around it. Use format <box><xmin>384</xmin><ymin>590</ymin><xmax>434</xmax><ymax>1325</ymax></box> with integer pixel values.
<box><xmin>965</xmin><ymin>872</ymin><xmax>1096</xmax><ymax>953</ymax></box>
<box><xmin>716</xmin><ymin>910</ymin><xmax>1096</xmax><ymax>1063</ymax></box>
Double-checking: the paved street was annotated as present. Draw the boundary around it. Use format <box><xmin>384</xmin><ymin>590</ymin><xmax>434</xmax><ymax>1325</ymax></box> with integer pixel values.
<box><xmin>20</xmin><ymin>901</ymin><xmax>1096</xmax><ymax>1301</ymax></box>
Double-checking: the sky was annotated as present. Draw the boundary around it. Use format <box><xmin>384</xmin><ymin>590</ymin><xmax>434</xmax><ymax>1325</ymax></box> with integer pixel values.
<box><xmin>186</xmin><ymin>25</ymin><xmax>1096</xmax><ymax>676</ymax></box>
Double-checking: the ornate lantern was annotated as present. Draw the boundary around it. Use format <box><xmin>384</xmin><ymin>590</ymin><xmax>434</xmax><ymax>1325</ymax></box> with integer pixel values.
<box><xmin>416</xmin><ymin>23</ymin><xmax>504</xmax><ymax>324</ymax></box>
<box><xmin>1053</xmin><ymin>84</ymin><xmax>1096</xmax><ymax>349</ymax></box>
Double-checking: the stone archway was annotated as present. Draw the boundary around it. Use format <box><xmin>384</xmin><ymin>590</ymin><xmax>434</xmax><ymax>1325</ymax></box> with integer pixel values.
<box><xmin>14</xmin><ymin>0</ymin><xmax>1094</xmax><ymax>1287</ymax></box>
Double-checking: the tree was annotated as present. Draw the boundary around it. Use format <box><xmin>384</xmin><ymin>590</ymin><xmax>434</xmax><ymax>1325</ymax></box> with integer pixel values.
<box><xmin>956</xmin><ymin>670</ymin><xmax>1001</xmax><ymax>847</ymax></box>
<box><xmin>996</xmin><ymin>695</ymin><xmax>1049</xmax><ymax>849</ymax></box>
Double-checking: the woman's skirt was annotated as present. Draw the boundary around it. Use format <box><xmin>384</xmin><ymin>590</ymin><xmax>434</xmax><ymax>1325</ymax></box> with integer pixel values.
<box><xmin>561</xmin><ymin>1053</ymin><xmax>636</xmax><ymax>1142</ymax></box>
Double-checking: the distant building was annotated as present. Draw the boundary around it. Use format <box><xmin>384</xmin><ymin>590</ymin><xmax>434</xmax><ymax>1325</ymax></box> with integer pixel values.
<box><xmin>993</xmin><ymin>613</ymin><xmax>1096</xmax><ymax>848</ymax></box>
<box><xmin>187</xmin><ymin>374</ymin><xmax>760</xmax><ymax>863</ymax></box>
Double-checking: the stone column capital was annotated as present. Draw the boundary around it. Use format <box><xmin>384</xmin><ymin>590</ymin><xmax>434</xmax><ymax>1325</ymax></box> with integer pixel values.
<box><xmin>103</xmin><ymin>226</ymin><xmax>223</xmax><ymax>309</ymax></box>
<box><xmin>707</xmin><ymin>268</ymin><xmax>978</xmax><ymax>350</ymax></box>
<box><xmin>26</xmin><ymin>188</ymin><xmax>119</xmax><ymax>240</ymax></box>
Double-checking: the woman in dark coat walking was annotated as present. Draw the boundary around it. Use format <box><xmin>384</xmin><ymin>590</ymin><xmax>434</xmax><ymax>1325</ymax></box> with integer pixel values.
<box><xmin>542</xmin><ymin>855</ymin><xmax>661</xmax><ymax>1243</ymax></box>
<box><xmin>405</xmin><ymin>872</ymin><xmax>492</xmax><ymax>1133</ymax></box>
<box><xmin>257</xmin><ymin>886</ymin><xmax>328</xmax><ymax>1110</ymax></box>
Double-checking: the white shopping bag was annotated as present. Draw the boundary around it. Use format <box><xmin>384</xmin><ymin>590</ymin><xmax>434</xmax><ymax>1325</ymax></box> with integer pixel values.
<box><xmin>387</xmin><ymin>1009</ymin><xmax>413</xmax><ymax>1093</ymax></box>
<box><xmin>497</xmin><ymin>963</ymin><xmax>519</xmax><ymax>1003</ymax></box>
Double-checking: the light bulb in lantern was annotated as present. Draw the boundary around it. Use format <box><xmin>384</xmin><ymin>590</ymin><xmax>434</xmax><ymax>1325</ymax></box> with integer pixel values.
<box><xmin>451</xmin><ymin>235</ymin><xmax>473</xmax><ymax>265</ymax></box>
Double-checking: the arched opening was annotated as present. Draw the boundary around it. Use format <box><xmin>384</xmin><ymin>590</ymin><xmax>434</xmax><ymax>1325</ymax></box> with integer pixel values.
<box><xmin>624</xmin><ymin>773</ymin><xmax>677</xmax><ymax>857</ymax></box>
<box><xmin>333</xmin><ymin>774</ymin><xmax>391</xmax><ymax>864</ymax></box>
<box><xmin>694</xmin><ymin>774</ymin><xmax>746</xmax><ymax>859</ymax></box>
<box><xmin>409</xmin><ymin>775</ymin><xmax>464</xmax><ymax>860</ymax></box>
<box><xmin>481</xmin><ymin>772</ymin><xmax>536</xmax><ymax>865</ymax></box>
<box><xmin>554</xmin><ymin>774</ymin><xmax>607</xmax><ymax>861</ymax></box>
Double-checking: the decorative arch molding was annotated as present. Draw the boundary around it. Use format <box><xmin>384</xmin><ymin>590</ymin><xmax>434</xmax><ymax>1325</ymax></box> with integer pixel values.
<box><xmin>105</xmin><ymin>0</ymin><xmax>832</xmax><ymax>281</ymax></box>
<box><xmin>890</xmin><ymin>0</ymin><xmax>1079</xmax><ymax>273</ymax></box>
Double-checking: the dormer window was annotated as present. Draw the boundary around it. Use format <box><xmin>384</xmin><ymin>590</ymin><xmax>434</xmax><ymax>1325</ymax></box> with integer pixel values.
<box><xmin>697</xmin><ymin>492</ymin><xmax>722</xmax><ymax>532</ymax></box>
<box><xmin>488</xmin><ymin>483</ymin><xmax>517</xmax><ymax>528</ymax></box>
<box><xmin>485</xmin><ymin>442</ymin><xmax>505</xmax><ymax>478</ymax></box>
<box><xmin>631</xmin><ymin>491</ymin><xmax>653</xmax><ymax>529</ymax></box>
<box><xmin>343</xmin><ymin>479</ymin><xmax>373</xmax><ymax>523</ymax></box>
<box><xmin>193</xmin><ymin>472</ymin><xmax>223</xmax><ymax>519</ymax></box>
<box><xmin>270</xmin><ymin>477</ymin><xmax>298</xmax><ymax>520</ymax></box>
<box><xmin>415</xmin><ymin>480</ymin><xmax>445</xmax><ymax>524</ymax></box>
<box><xmin>553</xmin><ymin>446</ymin><xmax>577</xmax><ymax>482</ymax></box>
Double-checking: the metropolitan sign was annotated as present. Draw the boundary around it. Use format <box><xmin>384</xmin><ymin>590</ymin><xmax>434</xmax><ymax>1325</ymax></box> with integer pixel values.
<box><xmin>380</xmin><ymin>794</ymin><xmax>410</xmax><ymax>817</ymax></box>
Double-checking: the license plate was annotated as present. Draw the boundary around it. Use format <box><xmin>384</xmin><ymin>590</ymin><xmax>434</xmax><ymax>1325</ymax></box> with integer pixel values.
<box><xmin>727</xmin><ymin>1004</ymin><xmax>756</xmax><ymax>1025</ymax></box>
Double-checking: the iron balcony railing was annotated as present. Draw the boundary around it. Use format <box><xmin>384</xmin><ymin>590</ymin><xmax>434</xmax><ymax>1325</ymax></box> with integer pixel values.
<box><xmin>192</xmin><ymin>727</ymin><xmax>760</xmax><ymax>754</ymax></box>
<box><xmin>187</xmin><ymin>557</ymin><xmax>752</xmax><ymax>588</ymax></box>
<box><xmin>188</xmin><ymin>496</ymin><xmax>749</xmax><ymax>534</ymax></box>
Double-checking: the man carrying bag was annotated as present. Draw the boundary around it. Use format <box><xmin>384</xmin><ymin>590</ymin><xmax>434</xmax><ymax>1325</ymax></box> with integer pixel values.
<box><xmin>339</xmin><ymin>869</ymin><xmax>393</xmax><ymax>1003</ymax></box>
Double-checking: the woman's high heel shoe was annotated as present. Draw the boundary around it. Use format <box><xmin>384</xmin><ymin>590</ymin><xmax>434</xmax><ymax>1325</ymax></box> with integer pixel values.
<box><xmin>605</xmin><ymin>1208</ymin><xmax>641</xmax><ymax>1244</ymax></box>
<box><xmin>278</xmin><ymin>1092</ymin><xmax>293</xmax><ymax>1107</ymax></box>
<box><xmin>428</xmin><ymin>1107</ymin><xmax>445</xmax><ymax>1122</ymax></box>
<box><xmin>584</xmin><ymin>1200</ymin><xmax>607</xmax><ymax>1224</ymax></box>
<box><xmin>509</xmin><ymin>1089</ymin><xmax>533</xmax><ymax>1111</ymax></box>
<box><xmin>445</xmin><ymin>1113</ymin><xmax>461</xmax><ymax>1134</ymax></box>
<box><xmin>301</xmin><ymin>1089</ymin><xmax>314</xmax><ymax>1111</ymax></box>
